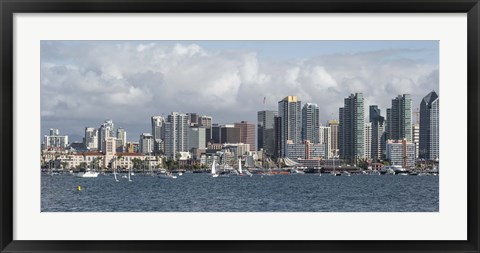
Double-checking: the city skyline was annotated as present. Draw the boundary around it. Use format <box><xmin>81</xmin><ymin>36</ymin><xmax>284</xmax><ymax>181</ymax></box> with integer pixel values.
<box><xmin>41</xmin><ymin>41</ymin><xmax>439</xmax><ymax>141</ymax></box>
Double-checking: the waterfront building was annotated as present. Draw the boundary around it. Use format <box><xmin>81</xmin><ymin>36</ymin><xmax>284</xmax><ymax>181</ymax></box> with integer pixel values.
<box><xmin>302</xmin><ymin>103</ymin><xmax>320</xmax><ymax>143</ymax></box>
<box><xmin>319</xmin><ymin>125</ymin><xmax>331</xmax><ymax>158</ymax></box>
<box><xmin>164</xmin><ymin>112</ymin><xmax>190</xmax><ymax>159</ymax></box>
<box><xmin>98</xmin><ymin>120</ymin><xmax>114</xmax><ymax>152</ymax></box>
<box><xmin>103</xmin><ymin>137</ymin><xmax>116</xmax><ymax>167</ymax></box>
<box><xmin>220</xmin><ymin>124</ymin><xmax>241</xmax><ymax>144</ymax></box>
<box><xmin>234</xmin><ymin>121</ymin><xmax>256</xmax><ymax>151</ymax></box>
<box><xmin>364</xmin><ymin>122</ymin><xmax>372</xmax><ymax>160</ymax></box>
<box><xmin>84</xmin><ymin>127</ymin><xmax>98</xmax><ymax>150</ymax></box>
<box><xmin>188</xmin><ymin>127</ymin><xmax>206</xmax><ymax>150</ymax></box>
<box><xmin>339</xmin><ymin>93</ymin><xmax>365</xmax><ymax>162</ymax></box>
<box><xmin>278</xmin><ymin>96</ymin><xmax>302</xmax><ymax>157</ymax></box>
<box><xmin>257</xmin><ymin>110</ymin><xmax>278</xmax><ymax>157</ymax></box>
<box><xmin>388</xmin><ymin>94</ymin><xmax>412</xmax><ymax>142</ymax></box>
<box><xmin>116</xmin><ymin>128</ymin><xmax>126</xmax><ymax>152</ymax></box>
<box><xmin>328</xmin><ymin>120</ymin><xmax>339</xmax><ymax>158</ymax></box>
<box><xmin>419</xmin><ymin>91</ymin><xmax>439</xmax><ymax>160</ymax></box>
<box><xmin>139</xmin><ymin>133</ymin><xmax>154</xmax><ymax>155</ymax></box>
<box><xmin>223</xmin><ymin>143</ymin><xmax>251</xmax><ymax>157</ymax></box>
<box><xmin>43</xmin><ymin>128</ymin><xmax>68</xmax><ymax>151</ymax></box>
<box><xmin>386</xmin><ymin>139</ymin><xmax>416</xmax><ymax>168</ymax></box>
<box><xmin>286</xmin><ymin>140</ymin><xmax>326</xmax><ymax>160</ymax></box>
<box><xmin>151</xmin><ymin>116</ymin><xmax>166</xmax><ymax>153</ymax></box>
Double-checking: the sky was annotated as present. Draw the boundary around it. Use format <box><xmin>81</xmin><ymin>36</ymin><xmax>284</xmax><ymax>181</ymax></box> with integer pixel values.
<box><xmin>41</xmin><ymin>40</ymin><xmax>439</xmax><ymax>142</ymax></box>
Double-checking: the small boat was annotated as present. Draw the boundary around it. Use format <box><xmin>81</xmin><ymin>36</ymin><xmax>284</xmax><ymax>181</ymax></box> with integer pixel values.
<box><xmin>76</xmin><ymin>170</ymin><xmax>99</xmax><ymax>178</ymax></box>
<box><xmin>158</xmin><ymin>172</ymin><xmax>177</xmax><ymax>179</ymax></box>
<box><xmin>211</xmin><ymin>158</ymin><xmax>219</xmax><ymax>178</ymax></box>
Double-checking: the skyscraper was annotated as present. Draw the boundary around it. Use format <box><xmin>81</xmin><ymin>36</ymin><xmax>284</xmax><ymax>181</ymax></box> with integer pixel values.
<box><xmin>220</xmin><ymin>125</ymin><xmax>241</xmax><ymax>144</ymax></box>
<box><xmin>364</xmin><ymin>122</ymin><xmax>372</xmax><ymax>159</ymax></box>
<box><xmin>370</xmin><ymin>105</ymin><xmax>386</xmax><ymax>161</ymax></box>
<box><xmin>234</xmin><ymin>121</ymin><xmax>256</xmax><ymax>151</ymax></box>
<box><xmin>151</xmin><ymin>116</ymin><xmax>165</xmax><ymax>153</ymax></box>
<box><xmin>339</xmin><ymin>93</ymin><xmax>364</xmax><ymax>162</ymax></box>
<box><xmin>319</xmin><ymin>125</ymin><xmax>331</xmax><ymax>158</ymax></box>
<box><xmin>98</xmin><ymin>120</ymin><xmax>114</xmax><ymax>152</ymax></box>
<box><xmin>164</xmin><ymin>112</ymin><xmax>190</xmax><ymax>159</ymax></box>
<box><xmin>419</xmin><ymin>91</ymin><xmax>439</xmax><ymax>160</ymax></box>
<box><xmin>388</xmin><ymin>94</ymin><xmax>412</xmax><ymax>142</ymax></box>
<box><xmin>139</xmin><ymin>133</ymin><xmax>154</xmax><ymax>155</ymax></box>
<box><xmin>84</xmin><ymin>127</ymin><xmax>98</xmax><ymax>150</ymax></box>
<box><xmin>302</xmin><ymin>103</ymin><xmax>320</xmax><ymax>143</ymax></box>
<box><xmin>116</xmin><ymin>128</ymin><xmax>127</xmax><ymax>152</ymax></box>
<box><xmin>198</xmin><ymin>115</ymin><xmax>212</xmax><ymax>144</ymax></box>
<box><xmin>278</xmin><ymin>96</ymin><xmax>302</xmax><ymax>157</ymax></box>
<box><xmin>412</xmin><ymin>123</ymin><xmax>420</xmax><ymax>159</ymax></box>
<box><xmin>257</xmin><ymin>110</ymin><xmax>277</xmax><ymax>157</ymax></box>
<box><xmin>328</xmin><ymin>120</ymin><xmax>339</xmax><ymax>158</ymax></box>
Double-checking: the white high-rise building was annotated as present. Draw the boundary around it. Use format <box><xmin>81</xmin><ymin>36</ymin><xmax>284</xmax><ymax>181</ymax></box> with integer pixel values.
<box><xmin>419</xmin><ymin>91</ymin><xmax>439</xmax><ymax>160</ymax></box>
<box><xmin>84</xmin><ymin>127</ymin><xmax>98</xmax><ymax>150</ymax></box>
<box><xmin>116</xmin><ymin>128</ymin><xmax>127</xmax><ymax>152</ymax></box>
<box><xmin>151</xmin><ymin>116</ymin><xmax>165</xmax><ymax>153</ymax></box>
<box><xmin>319</xmin><ymin>125</ymin><xmax>331</xmax><ymax>158</ymax></box>
<box><xmin>165</xmin><ymin>112</ymin><xmax>190</xmax><ymax>159</ymax></box>
<box><xmin>139</xmin><ymin>133</ymin><xmax>155</xmax><ymax>155</ymax></box>
<box><xmin>43</xmin><ymin>128</ymin><xmax>68</xmax><ymax>151</ymax></box>
<box><xmin>98</xmin><ymin>120</ymin><xmax>114</xmax><ymax>152</ymax></box>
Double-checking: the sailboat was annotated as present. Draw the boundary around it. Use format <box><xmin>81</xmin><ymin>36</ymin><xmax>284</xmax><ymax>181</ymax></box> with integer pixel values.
<box><xmin>128</xmin><ymin>167</ymin><xmax>132</xmax><ymax>182</ymax></box>
<box><xmin>331</xmin><ymin>156</ymin><xmax>341</xmax><ymax>176</ymax></box>
<box><xmin>211</xmin><ymin>159</ymin><xmax>219</xmax><ymax>178</ymax></box>
<box><xmin>238</xmin><ymin>159</ymin><xmax>244</xmax><ymax>176</ymax></box>
<box><xmin>113</xmin><ymin>166</ymin><xmax>119</xmax><ymax>182</ymax></box>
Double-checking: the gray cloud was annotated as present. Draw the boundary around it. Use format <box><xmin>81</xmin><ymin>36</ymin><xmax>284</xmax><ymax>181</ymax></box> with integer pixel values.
<box><xmin>41</xmin><ymin>41</ymin><xmax>438</xmax><ymax>142</ymax></box>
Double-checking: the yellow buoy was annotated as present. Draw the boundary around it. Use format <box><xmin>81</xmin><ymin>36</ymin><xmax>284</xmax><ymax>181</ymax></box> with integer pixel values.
<box><xmin>77</xmin><ymin>185</ymin><xmax>81</xmax><ymax>191</ymax></box>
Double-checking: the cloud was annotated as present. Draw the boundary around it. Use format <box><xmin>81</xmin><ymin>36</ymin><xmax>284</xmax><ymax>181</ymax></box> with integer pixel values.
<box><xmin>41</xmin><ymin>41</ymin><xmax>438</xmax><ymax>141</ymax></box>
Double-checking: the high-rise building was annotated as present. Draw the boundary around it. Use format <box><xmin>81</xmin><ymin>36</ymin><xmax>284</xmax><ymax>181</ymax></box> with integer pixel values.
<box><xmin>43</xmin><ymin>128</ymin><xmax>68</xmax><ymax>151</ymax></box>
<box><xmin>412</xmin><ymin>123</ymin><xmax>420</xmax><ymax>159</ymax></box>
<box><xmin>370</xmin><ymin>105</ymin><xmax>386</xmax><ymax>161</ymax></box>
<box><xmin>364</xmin><ymin>122</ymin><xmax>372</xmax><ymax>159</ymax></box>
<box><xmin>319</xmin><ymin>125</ymin><xmax>331</xmax><ymax>158</ymax></box>
<box><xmin>234</xmin><ymin>121</ymin><xmax>255</xmax><ymax>151</ymax></box>
<box><xmin>211</xmin><ymin>124</ymin><xmax>221</xmax><ymax>144</ymax></box>
<box><xmin>419</xmin><ymin>91</ymin><xmax>439</xmax><ymax>160</ymax></box>
<box><xmin>198</xmin><ymin>115</ymin><xmax>213</xmax><ymax>145</ymax></box>
<box><xmin>139</xmin><ymin>133</ymin><xmax>154</xmax><ymax>155</ymax></box>
<box><xmin>274</xmin><ymin>116</ymin><xmax>282</xmax><ymax>159</ymax></box>
<box><xmin>188</xmin><ymin>127</ymin><xmax>206</xmax><ymax>150</ymax></box>
<box><xmin>98</xmin><ymin>120</ymin><xmax>114</xmax><ymax>152</ymax></box>
<box><xmin>339</xmin><ymin>93</ymin><xmax>364</xmax><ymax>162</ymax></box>
<box><xmin>151</xmin><ymin>116</ymin><xmax>166</xmax><ymax>153</ymax></box>
<box><xmin>328</xmin><ymin>120</ymin><xmax>339</xmax><ymax>158</ymax></box>
<box><xmin>388</xmin><ymin>94</ymin><xmax>412</xmax><ymax>142</ymax></box>
<box><xmin>116</xmin><ymin>128</ymin><xmax>127</xmax><ymax>152</ymax></box>
<box><xmin>302</xmin><ymin>103</ymin><xmax>320</xmax><ymax>143</ymax></box>
<box><xmin>84</xmin><ymin>127</ymin><xmax>98</xmax><ymax>150</ymax></box>
<box><xmin>187</xmin><ymin>113</ymin><xmax>198</xmax><ymax>126</ymax></box>
<box><xmin>278</xmin><ymin>96</ymin><xmax>302</xmax><ymax>157</ymax></box>
<box><xmin>220</xmin><ymin>125</ymin><xmax>241</xmax><ymax>144</ymax></box>
<box><xmin>257</xmin><ymin>110</ymin><xmax>277</xmax><ymax>157</ymax></box>
<box><xmin>164</xmin><ymin>112</ymin><xmax>190</xmax><ymax>159</ymax></box>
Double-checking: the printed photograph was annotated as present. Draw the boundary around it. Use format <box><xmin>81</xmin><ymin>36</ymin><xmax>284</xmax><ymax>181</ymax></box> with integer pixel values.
<box><xmin>41</xmin><ymin>41</ymin><xmax>439</xmax><ymax>212</ymax></box>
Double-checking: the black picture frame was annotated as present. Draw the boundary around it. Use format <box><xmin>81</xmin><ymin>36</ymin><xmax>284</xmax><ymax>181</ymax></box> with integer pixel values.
<box><xmin>1</xmin><ymin>0</ymin><xmax>479</xmax><ymax>252</ymax></box>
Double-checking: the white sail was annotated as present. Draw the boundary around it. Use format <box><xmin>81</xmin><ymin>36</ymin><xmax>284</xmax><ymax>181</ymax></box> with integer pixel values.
<box><xmin>128</xmin><ymin>167</ymin><xmax>132</xmax><ymax>182</ymax></box>
<box><xmin>238</xmin><ymin>159</ymin><xmax>243</xmax><ymax>174</ymax></box>
<box><xmin>113</xmin><ymin>167</ymin><xmax>119</xmax><ymax>182</ymax></box>
<box><xmin>211</xmin><ymin>160</ymin><xmax>216</xmax><ymax>175</ymax></box>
